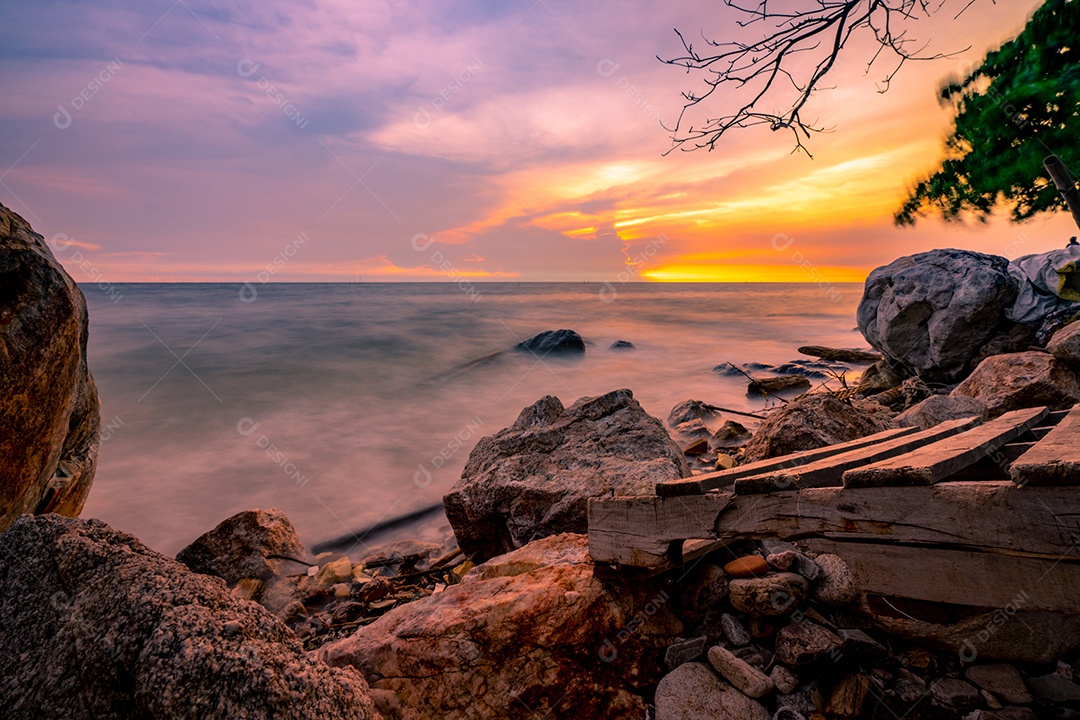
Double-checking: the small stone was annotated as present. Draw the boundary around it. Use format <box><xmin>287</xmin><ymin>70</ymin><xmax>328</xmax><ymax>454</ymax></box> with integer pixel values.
<box><xmin>721</xmin><ymin>613</ymin><xmax>751</xmax><ymax>646</ymax></box>
<box><xmin>277</xmin><ymin>600</ymin><xmax>307</xmax><ymax>625</ymax></box>
<box><xmin>352</xmin><ymin>565</ymin><xmax>372</xmax><ymax>584</ymax></box>
<box><xmin>771</xmin><ymin>665</ymin><xmax>799</xmax><ymax>695</ymax></box>
<box><xmin>982</xmin><ymin>690</ymin><xmax>1003</xmax><ymax>710</ymax></box>
<box><xmin>774</xmin><ymin>620</ymin><xmax>843</xmax><ymax>668</ymax></box>
<box><xmin>837</xmin><ymin>628</ymin><xmax>886</xmax><ymax>661</ymax></box>
<box><xmin>776</xmin><ymin>680</ymin><xmax>820</xmax><ymax>717</ymax></box>
<box><xmin>1057</xmin><ymin>660</ymin><xmax>1075</xmax><ymax>681</ymax></box>
<box><xmin>767</xmin><ymin>551</ymin><xmax>821</xmax><ymax>581</ymax></box>
<box><xmin>772</xmin><ymin>708</ymin><xmax>806</xmax><ymax>720</ymax></box>
<box><xmin>724</xmin><ymin>555</ymin><xmax>770</xmax><ymax>577</ymax></box>
<box><xmin>729</xmin><ymin>573</ymin><xmax>808</xmax><ymax>617</ymax></box>
<box><xmin>715</xmin><ymin>453</ymin><xmax>737</xmax><ymax>470</ymax></box>
<box><xmin>931</xmin><ymin>678</ymin><xmax>981</xmax><ymax>709</ymax></box>
<box><xmin>609</xmin><ymin>340</ymin><xmax>635</xmax><ymax>350</ymax></box>
<box><xmin>707</xmin><ymin>645</ymin><xmax>774</xmax><ymax>698</ymax></box>
<box><xmin>713</xmin><ymin>420</ymin><xmax>750</xmax><ymax>447</ymax></box>
<box><xmin>665</xmin><ymin>636</ymin><xmax>708</xmax><ymax>672</ymax></box>
<box><xmin>761</xmin><ymin>539</ymin><xmax>799</xmax><ymax>556</ymax></box>
<box><xmin>894</xmin><ymin>677</ymin><xmax>927</xmax><ymax>705</ymax></box>
<box><xmin>680</xmin><ymin>563</ymin><xmax>729</xmax><ymax>614</ymax></box>
<box><xmin>748</xmin><ymin>618</ymin><xmax>775</xmax><ymax>639</ymax></box>
<box><xmin>332</xmin><ymin>582</ymin><xmax>351</xmax><ymax>598</ymax></box>
<box><xmin>222</xmin><ymin>620</ymin><xmax>241</xmax><ymax>636</ymax></box>
<box><xmin>314</xmin><ymin>556</ymin><xmax>353</xmax><ymax>587</ymax></box>
<box><xmin>1025</xmin><ymin>673</ymin><xmax>1080</xmax><ymax>702</ymax></box>
<box><xmin>965</xmin><ymin>664</ymin><xmax>1033</xmax><ymax>706</ymax></box>
<box><xmin>827</xmin><ymin>673</ymin><xmax>870</xmax><ymax>719</ymax></box>
<box><xmin>306</xmin><ymin>566</ymin><xmax>318</xmax><ymax>577</ymax></box>
<box><xmin>811</xmin><ymin>554</ymin><xmax>857</xmax><ymax>606</ymax></box>
<box><xmin>683</xmin><ymin>438</ymin><xmax>709</xmax><ymax>456</ymax></box>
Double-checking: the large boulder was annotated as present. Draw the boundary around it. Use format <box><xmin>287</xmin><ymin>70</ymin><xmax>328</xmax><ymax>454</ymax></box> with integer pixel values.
<box><xmin>742</xmin><ymin>394</ymin><xmax>887</xmax><ymax>462</ymax></box>
<box><xmin>0</xmin><ymin>203</ymin><xmax>100</xmax><ymax>531</ymax></box>
<box><xmin>176</xmin><ymin>508</ymin><xmax>308</xmax><ymax>585</ymax></box>
<box><xmin>0</xmin><ymin>514</ymin><xmax>380</xmax><ymax>719</ymax></box>
<box><xmin>951</xmin><ymin>351</ymin><xmax>1080</xmax><ymax>416</ymax></box>
<box><xmin>318</xmin><ymin>533</ymin><xmax>682</xmax><ymax>720</ymax></box>
<box><xmin>857</xmin><ymin>249</ymin><xmax>1018</xmax><ymax>383</ymax></box>
<box><xmin>653</xmin><ymin>662</ymin><xmax>769</xmax><ymax>720</ymax></box>
<box><xmin>443</xmin><ymin>389</ymin><xmax>690</xmax><ymax>561</ymax></box>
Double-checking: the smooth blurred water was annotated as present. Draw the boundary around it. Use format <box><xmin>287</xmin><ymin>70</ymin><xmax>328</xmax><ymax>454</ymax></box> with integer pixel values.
<box><xmin>81</xmin><ymin>282</ymin><xmax>867</xmax><ymax>554</ymax></box>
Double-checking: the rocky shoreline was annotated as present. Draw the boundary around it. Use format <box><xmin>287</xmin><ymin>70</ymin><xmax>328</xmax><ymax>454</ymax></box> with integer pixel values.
<box><xmin>5</xmin><ymin>201</ymin><xmax>1080</xmax><ymax>719</ymax></box>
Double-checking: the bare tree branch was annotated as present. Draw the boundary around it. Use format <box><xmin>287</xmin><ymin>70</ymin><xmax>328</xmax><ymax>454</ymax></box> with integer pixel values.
<box><xmin>661</xmin><ymin>0</ymin><xmax>990</xmax><ymax>157</ymax></box>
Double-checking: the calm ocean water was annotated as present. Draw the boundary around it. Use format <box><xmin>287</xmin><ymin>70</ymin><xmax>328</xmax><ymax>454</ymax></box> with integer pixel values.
<box><xmin>81</xmin><ymin>282</ymin><xmax>866</xmax><ymax>555</ymax></box>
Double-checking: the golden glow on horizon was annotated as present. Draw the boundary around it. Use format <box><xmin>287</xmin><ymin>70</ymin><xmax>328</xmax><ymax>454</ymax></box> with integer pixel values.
<box><xmin>643</xmin><ymin>264</ymin><xmax>869</xmax><ymax>283</ymax></box>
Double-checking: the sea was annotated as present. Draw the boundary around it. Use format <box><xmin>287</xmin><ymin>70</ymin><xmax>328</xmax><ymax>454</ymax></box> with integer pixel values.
<box><xmin>81</xmin><ymin>282</ymin><xmax>867</xmax><ymax>556</ymax></box>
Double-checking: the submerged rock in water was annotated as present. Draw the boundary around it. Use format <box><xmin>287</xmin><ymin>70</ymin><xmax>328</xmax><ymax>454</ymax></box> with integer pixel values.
<box><xmin>0</xmin><ymin>514</ymin><xmax>379</xmax><ymax>719</ymax></box>
<box><xmin>319</xmin><ymin>533</ymin><xmax>682</xmax><ymax>720</ymax></box>
<box><xmin>444</xmin><ymin>389</ymin><xmax>690</xmax><ymax>562</ymax></box>
<box><xmin>742</xmin><ymin>394</ymin><xmax>887</xmax><ymax>462</ymax></box>
<box><xmin>514</xmin><ymin>329</ymin><xmax>585</xmax><ymax>355</ymax></box>
<box><xmin>746</xmin><ymin>375</ymin><xmax>811</xmax><ymax>396</ymax></box>
<box><xmin>797</xmin><ymin>346</ymin><xmax>882</xmax><ymax>364</ymax></box>
<box><xmin>668</xmin><ymin>399</ymin><xmax>721</xmax><ymax>427</ymax></box>
<box><xmin>0</xmin><ymin>202</ymin><xmax>100</xmax><ymax>531</ymax></box>
<box><xmin>857</xmin><ymin>249</ymin><xmax>1018</xmax><ymax>383</ymax></box>
<box><xmin>609</xmin><ymin>340</ymin><xmax>636</xmax><ymax>350</ymax></box>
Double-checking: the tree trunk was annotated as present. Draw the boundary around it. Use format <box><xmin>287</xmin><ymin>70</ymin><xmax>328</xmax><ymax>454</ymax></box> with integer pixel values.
<box><xmin>1044</xmin><ymin>155</ymin><xmax>1080</xmax><ymax>231</ymax></box>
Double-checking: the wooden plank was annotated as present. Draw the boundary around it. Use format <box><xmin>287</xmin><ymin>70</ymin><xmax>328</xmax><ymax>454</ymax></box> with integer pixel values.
<box><xmin>802</xmin><ymin>538</ymin><xmax>1080</xmax><ymax>613</ymax></box>
<box><xmin>587</xmin><ymin>493</ymin><xmax>732</xmax><ymax>569</ymax></box>
<box><xmin>656</xmin><ymin>426</ymin><xmax>920</xmax><ymax>497</ymax></box>
<box><xmin>842</xmin><ymin>407</ymin><xmax>1048</xmax><ymax>488</ymax></box>
<box><xmin>734</xmin><ymin>416</ymin><xmax>981</xmax><ymax>494</ymax></box>
<box><xmin>1010</xmin><ymin>405</ymin><xmax>1080</xmax><ymax>486</ymax></box>
<box><xmin>713</xmin><ymin>481</ymin><xmax>1080</xmax><ymax>558</ymax></box>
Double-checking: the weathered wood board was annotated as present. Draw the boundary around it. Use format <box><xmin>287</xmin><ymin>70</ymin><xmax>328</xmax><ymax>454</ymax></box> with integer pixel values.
<box><xmin>802</xmin><ymin>538</ymin><xmax>1080</xmax><ymax>613</ymax></box>
<box><xmin>842</xmin><ymin>407</ymin><xmax>1048</xmax><ymax>488</ymax></box>
<box><xmin>656</xmin><ymin>426</ymin><xmax>919</xmax><ymax>497</ymax></box>
<box><xmin>1011</xmin><ymin>405</ymin><xmax>1080</xmax><ymax>486</ymax></box>
<box><xmin>734</xmin><ymin>417</ymin><xmax>981</xmax><ymax>494</ymax></box>
<box><xmin>714</xmin><ymin>481</ymin><xmax>1080</xmax><ymax>558</ymax></box>
<box><xmin>588</xmin><ymin>492</ymin><xmax>732</xmax><ymax>568</ymax></box>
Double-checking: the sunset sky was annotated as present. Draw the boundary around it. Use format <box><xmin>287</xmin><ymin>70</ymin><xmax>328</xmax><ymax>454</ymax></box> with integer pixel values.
<box><xmin>1</xmin><ymin>0</ymin><xmax>1075</xmax><ymax>283</ymax></box>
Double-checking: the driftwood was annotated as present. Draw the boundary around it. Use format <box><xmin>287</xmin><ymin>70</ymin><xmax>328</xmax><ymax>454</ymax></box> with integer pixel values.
<box><xmin>797</xmin><ymin>346</ymin><xmax>882</xmax><ymax>364</ymax></box>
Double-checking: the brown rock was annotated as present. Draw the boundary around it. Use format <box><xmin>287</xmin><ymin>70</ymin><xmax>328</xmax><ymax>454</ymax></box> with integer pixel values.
<box><xmin>981</xmin><ymin>708</ymin><xmax>1038</xmax><ymax>720</ymax></box>
<box><xmin>1047</xmin><ymin>320</ymin><xmax>1080</xmax><ymax>366</ymax></box>
<box><xmin>951</xmin><ymin>351</ymin><xmax>1080</xmax><ymax>416</ymax></box>
<box><xmin>965</xmin><ymin>664</ymin><xmax>1033</xmax><ymax>706</ymax></box>
<box><xmin>0</xmin><ymin>514</ymin><xmax>379</xmax><ymax>719</ymax></box>
<box><xmin>319</xmin><ymin>533</ymin><xmax>682</xmax><ymax>719</ymax></box>
<box><xmin>774</xmin><ymin>620</ymin><xmax>843</xmax><ymax>668</ymax></box>
<box><xmin>894</xmin><ymin>394</ymin><xmax>988</xmax><ymax>430</ymax></box>
<box><xmin>0</xmin><ymin>203</ymin><xmax>100</xmax><ymax>531</ymax></box>
<box><xmin>443</xmin><ymin>390</ymin><xmax>690</xmax><ymax>561</ymax></box>
<box><xmin>811</xmin><ymin>553</ymin><xmax>858</xmax><ymax>606</ymax></box>
<box><xmin>177</xmin><ymin>508</ymin><xmax>307</xmax><ymax>585</ymax></box>
<box><xmin>742</xmin><ymin>394</ymin><xmax>887</xmax><ymax>462</ymax></box>
<box><xmin>930</xmin><ymin>677</ymin><xmax>981</xmax><ymax>709</ymax></box>
<box><xmin>728</xmin><ymin>573</ymin><xmax>808</xmax><ymax>617</ymax></box>
<box><xmin>679</xmin><ymin>563</ymin><xmax>729</xmax><ymax>614</ymax></box>
<box><xmin>724</xmin><ymin>555</ymin><xmax>769</xmax><ymax>578</ymax></box>
<box><xmin>707</xmin><ymin>645</ymin><xmax>774</xmax><ymax>698</ymax></box>
<box><xmin>682</xmin><ymin>437</ymin><xmax>709</xmax><ymax>456</ymax></box>
<box><xmin>712</xmin><ymin>420</ymin><xmax>750</xmax><ymax>448</ymax></box>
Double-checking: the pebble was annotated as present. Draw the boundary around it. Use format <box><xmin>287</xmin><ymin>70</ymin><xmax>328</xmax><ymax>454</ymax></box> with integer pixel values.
<box><xmin>837</xmin><ymin>628</ymin><xmax>886</xmax><ymax>661</ymax></box>
<box><xmin>965</xmin><ymin>664</ymin><xmax>1033</xmax><ymax>706</ymax></box>
<box><xmin>721</xmin><ymin>613</ymin><xmax>751</xmax><ymax>646</ymax></box>
<box><xmin>277</xmin><ymin>601</ymin><xmax>307</xmax><ymax>624</ymax></box>
<box><xmin>715</xmin><ymin>453</ymin><xmax>737</xmax><ymax>470</ymax></box>
<box><xmin>930</xmin><ymin>678</ymin><xmax>981</xmax><ymax>709</ymax></box>
<box><xmin>724</xmin><ymin>555</ymin><xmax>770</xmax><ymax>578</ymax></box>
<box><xmin>767</xmin><ymin>551</ymin><xmax>821</xmax><ymax>581</ymax></box>
<box><xmin>654</xmin><ymin>662</ymin><xmax>770</xmax><ymax>720</ymax></box>
<box><xmin>707</xmin><ymin>645</ymin><xmax>774</xmax><ymax>698</ymax></box>
<box><xmin>664</xmin><ymin>636</ymin><xmax>707</xmax><ymax>672</ymax></box>
<box><xmin>810</xmin><ymin>553</ymin><xmax>857</xmax><ymax>606</ymax></box>
<box><xmin>729</xmin><ymin>573</ymin><xmax>808</xmax><ymax>616</ymax></box>
<box><xmin>222</xmin><ymin>620</ymin><xmax>241</xmax><ymax>636</ymax></box>
<box><xmin>1025</xmin><ymin>673</ymin><xmax>1080</xmax><ymax>702</ymax></box>
<box><xmin>770</xmin><ymin>665</ymin><xmax>800</xmax><ymax>694</ymax></box>
<box><xmin>332</xmin><ymin>582</ymin><xmax>351</xmax><ymax>598</ymax></box>
<box><xmin>314</xmin><ymin>556</ymin><xmax>353</xmax><ymax>587</ymax></box>
<box><xmin>680</xmin><ymin>564</ymin><xmax>729</xmax><ymax>612</ymax></box>
<box><xmin>772</xmin><ymin>708</ymin><xmax>806</xmax><ymax>720</ymax></box>
<box><xmin>774</xmin><ymin>620</ymin><xmax>843</xmax><ymax>668</ymax></box>
<box><xmin>826</xmin><ymin>673</ymin><xmax>870</xmax><ymax>719</ymax></box>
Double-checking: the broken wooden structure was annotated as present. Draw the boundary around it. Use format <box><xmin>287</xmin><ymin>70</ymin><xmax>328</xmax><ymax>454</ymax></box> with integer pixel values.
<box><xmin>588</xmin><ymin>405</ymin><xmax>1080</xmax><ymax>615</ymax></box>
